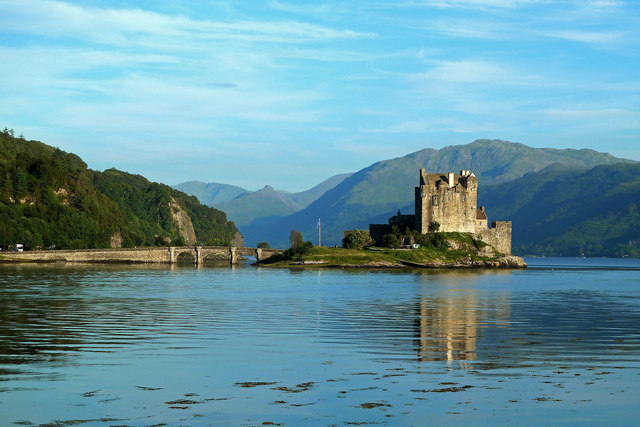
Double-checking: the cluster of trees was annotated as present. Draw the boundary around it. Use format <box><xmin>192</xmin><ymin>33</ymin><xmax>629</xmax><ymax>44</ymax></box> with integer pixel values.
<box><xmin>0</xmin><ymin>129</ymin><xmax>239</xmax><ymax>250</ymax></box>
<box><xmin>379</xmin><ymin>223</ymin><xmax>449</xmax><ymax>250</ymax></box>
<box><xmin>341</xmin><ymin>222</ymin><xmax>453</xmax><ymax>251</ymax></box>
<box><xmin>342</xmin><ymin>229</ymin><xmax>373</xmax><ymax>249</ymax></box>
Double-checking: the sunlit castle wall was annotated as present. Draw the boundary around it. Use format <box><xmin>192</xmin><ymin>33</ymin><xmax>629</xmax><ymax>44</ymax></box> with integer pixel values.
<box><xmin>415</xmin><ymin>169</ymin><xmax>478</xmax><ymax>234</ymax></box>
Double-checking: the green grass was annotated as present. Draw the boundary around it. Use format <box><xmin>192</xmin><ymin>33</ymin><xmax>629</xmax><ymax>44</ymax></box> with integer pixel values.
<box><xmin>259</xmin><ymin>232</ymin><xmax>502</xmax><ymax>267</ymax></box>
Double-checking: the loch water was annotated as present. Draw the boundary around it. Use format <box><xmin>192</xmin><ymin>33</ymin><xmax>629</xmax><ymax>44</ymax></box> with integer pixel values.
<box><xmin>1</xmin><ymin>258</ymin><xmax>639</xmax><ymax>426</ymax></box>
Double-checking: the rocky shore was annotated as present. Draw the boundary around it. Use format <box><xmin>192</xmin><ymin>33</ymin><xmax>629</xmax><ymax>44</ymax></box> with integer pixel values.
<box><xmin>261</xmin><ymin>253</ymin><xmax>527</xmax><ymax>269</ymax></box>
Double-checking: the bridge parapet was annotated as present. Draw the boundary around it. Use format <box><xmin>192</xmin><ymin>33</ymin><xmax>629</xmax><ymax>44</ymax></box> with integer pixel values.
<box><xmin>0</xmin><ymin>246</ymin><xmax>284</xmax><ymax>265</ymax></box>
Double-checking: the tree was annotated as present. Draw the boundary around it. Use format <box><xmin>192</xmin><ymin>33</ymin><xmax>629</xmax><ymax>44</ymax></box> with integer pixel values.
<box><xmin>382</xmin><ymin>234</ymin><xmax>400</xmax><ymax>249</ymax></box>
<box><xmin>342</xmin><ymin>229</ymin><xmax>374</xmax><ymax>249</ymax></box>
<box><xmin>289</xmin><ymin>229</ymin><xmax>303</xmax><ymax>249</ymax></box>
<box><xmin>428</xmin><ymin>221</ymin><xmax>441</xmax><ymax>232</ymax></box>
<box><xmin>257</xmin><ymin>241</ymin><xmax>271</xmax><ymax>249</ymax></box>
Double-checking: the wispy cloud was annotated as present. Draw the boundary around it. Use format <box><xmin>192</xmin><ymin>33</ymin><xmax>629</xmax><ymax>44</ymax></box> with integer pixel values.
<box><xmin>208</xmin><ymin>83</ymin><xmax>239</xmax><ymax>88</ymax></box>
<box><xmin>1</xmin><ymin>0</ymin><xmax>639</xmax><ymax>188</ymax></box>
<box><xmin>540</xmin><ymin>29</ymin><xmax>624</xmax><ymax>44</ymax></box>
<box><xmin>394</xmin><ymin>0</ymin><xmax>548</xmax><ymax>9</ymax></box>
<box><xmin>419</xmin><ymin>17</ymin><xmax>627</xmax><ymax>46</ymax></box>
<box><xmin>0</xmin><ymin>0</ymin><xmax>374</xmax><ymax>46</ymax></box>
<box><xmin>267</xmin><ymin>1</ymin><xmax>352</xmax><ymax>19</ymax></box>
<box><xmin>428</xmin><ymin>20</ymin><xmax>505</xmax><ymax>39</ymax></box>
<box><xmin>412</xmin><ymin>60</ymin><xmax>539</xmax><ymax>85</ymax></box>
<box><xmin>538</xmin><ymin>107</ymin><xmax>640</xmax><ymax>128</ymax></box>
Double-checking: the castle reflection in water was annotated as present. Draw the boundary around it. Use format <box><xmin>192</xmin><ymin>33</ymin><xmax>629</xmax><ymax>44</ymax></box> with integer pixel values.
<box><xmin>413</xmin><ymin>270</ymin><xmax>512</xmax><ymax>367</ymax></box>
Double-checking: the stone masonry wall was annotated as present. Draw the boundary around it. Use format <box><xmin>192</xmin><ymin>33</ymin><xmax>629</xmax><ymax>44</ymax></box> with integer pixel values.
<box><xmin>476</xmin><ymin>221</ymin><xmax>512</xmax><ymax>255</ymax></box>
<box><xmin>0</xmin><ymin>247</ymin><xmax>172</xmax><ymax>263</ymax></box>
<box><xmin>0</xmin><ymin>246</ymin><xmax>284</xmax><ymax>264</ymax></box>
<box><xmin>415</xmin><ymin>171</ymin><xmax>478</xmax><ymax>234</ymax></box>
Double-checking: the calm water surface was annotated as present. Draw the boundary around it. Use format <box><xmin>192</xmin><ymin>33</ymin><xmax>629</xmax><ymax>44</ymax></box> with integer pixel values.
<box><xmin>1</xmin><ymin>258</ymin><xmax>639</xmax><ymax>426</ymax></box>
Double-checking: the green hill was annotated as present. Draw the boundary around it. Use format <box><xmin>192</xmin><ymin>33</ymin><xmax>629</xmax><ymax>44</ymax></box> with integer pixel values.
<box><xmin>0</xmin><ymin>129</ymin><xmax>239</xmax><ymax>250</ymax></box>
<box><xmin>241</xmin><ymin>139</ymin><xmax>632</xmax><ymax>248</ymax></box>
<box><xmin>479</xmin><ymin>163</ymin><xmax>640</xmax><ymax>257</ymax></box>
<box><xmin>216</xmin><ymin>185</ymin><xmax>300</xmax><ymax>226</ymax></box>
<box><xmin>285</xmin><ymin>172</ymin><xmax>353</xmax><ymax>210</ymax></box>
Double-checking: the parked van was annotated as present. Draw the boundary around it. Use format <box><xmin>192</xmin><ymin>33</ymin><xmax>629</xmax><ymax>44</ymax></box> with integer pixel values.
<box><xmin>13</xmin><ymin>244</ymin><xmax>24</xmax><ymax>252</ymax></box>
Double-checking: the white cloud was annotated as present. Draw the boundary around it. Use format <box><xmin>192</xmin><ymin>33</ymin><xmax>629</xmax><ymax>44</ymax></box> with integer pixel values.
<box><xmin>267</xmin><ymin>1</ymin><xmax>351</xmax><ymax>19</ymax></box>
<box><xmin>413</xmin><ymin>60</ymin><xmax>539</xmax><ymax>85</ymax></box>
<box><xmin>576</xmin><ymin>0</ymin><xmax>624</xmax><ymax>16</ymax></box>
<box><xmin>396</xmin><ymin>0</ymin><xmax>548</xmax><ymax>9</ymax></box>
<box><xmin>428</xmin><ymin>20</ymin><xmax>504</xmax><ymax>39</ymax></box>
<box><xmin>364</xmin><ymin>118</ymin><xmax>499</xmax><ymax>134</ymax></box>
<box><xmin>0</xmin><ymin>0</ymin><xmax>374</xmax><ymax>46</ymax></box>
<box><xmin>538</xmin><ymin>107</ymin><xmax>640</xmax><ymax>129</ymax></box>
<box><xmin>541</xmin><ymin>30</ymin><xmax>624</xmax><ymax>44</ymax></box>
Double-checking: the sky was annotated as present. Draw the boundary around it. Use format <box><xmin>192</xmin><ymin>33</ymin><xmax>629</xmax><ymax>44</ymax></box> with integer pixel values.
<box><xmin>1</xmin><ymin>0</ymin><xmax>639</xmax><ymax>191</ymax></box>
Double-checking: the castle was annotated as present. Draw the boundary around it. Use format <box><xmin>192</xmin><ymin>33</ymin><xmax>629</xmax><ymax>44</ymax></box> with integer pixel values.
<box><xmin>369</xmin><ymin>169</ymin><xmax>512</xmax><ymax>254</ymax></box>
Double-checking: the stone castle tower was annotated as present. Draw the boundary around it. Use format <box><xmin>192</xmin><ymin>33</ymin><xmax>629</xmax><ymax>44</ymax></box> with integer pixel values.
<box><xmin>415</xmin><ymin>169</ymin><xmax>479</xmax><ymax>234</ymax></box>
<box><xmin>368</xmin><ymin>169</ymin><xmax>513</xmax><ymax>255</ymax></box>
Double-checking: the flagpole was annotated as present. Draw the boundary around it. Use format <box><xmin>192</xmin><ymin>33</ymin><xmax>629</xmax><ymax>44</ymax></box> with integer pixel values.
<box><xmin>318</xmin><ymin>218</ymin><xmax>321</xmax><ymax>247</ymax></box>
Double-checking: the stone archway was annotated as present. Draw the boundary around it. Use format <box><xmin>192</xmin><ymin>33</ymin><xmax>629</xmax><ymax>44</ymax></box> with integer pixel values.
<box><xmin>176</xmin><ymin>249</ymin><xmax>196</xmax><ymax>262</ymax></box>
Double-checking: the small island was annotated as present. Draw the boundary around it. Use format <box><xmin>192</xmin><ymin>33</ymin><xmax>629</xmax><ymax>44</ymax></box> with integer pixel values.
<box><xmin>259</xmin><ymin>169</ymin><xmax>527</xmax><ymax>269</ymax></box>
<box><xmin>258</xmin><ymin>232</ymin><xmax>526</xmax><ymax>269</ymax></box>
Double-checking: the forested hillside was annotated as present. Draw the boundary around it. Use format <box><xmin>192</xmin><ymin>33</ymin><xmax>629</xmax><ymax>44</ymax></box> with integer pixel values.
<box><xmin>479</xmin><ymin>163</ymin><xmax>640</xmax><ymax>257</ymax></box>
<box><xmin>0</xmin><ymin>129</ymin><xmax>239</xmax><ymax>250</ymax></box>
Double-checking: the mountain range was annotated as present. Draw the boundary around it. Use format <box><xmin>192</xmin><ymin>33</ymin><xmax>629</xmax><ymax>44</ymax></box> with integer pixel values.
<box><xmin>232</xmin><ymin>140</ymin><xmax>633</xmax><ymax>250</ymax></box>
<box><xmin>176</xmin><ymin>139</ymin><xmax>637</xmax><ymax>257</ymax></box>
<box><xmin>174</xmin><ymin>173</ymin><xmax>352</xmax><ymax>227</ymax></box>
<box><xmin>173</xmin><ymin>181</ymin><xmax>248</xmax><ymax>206</ymax></box>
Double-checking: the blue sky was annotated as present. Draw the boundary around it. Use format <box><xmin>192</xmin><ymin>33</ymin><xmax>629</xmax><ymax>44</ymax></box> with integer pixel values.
<box><xmin>1</xmin><ymin>0</ymin><xmax>639</xmax><ymax>191</ymax></box>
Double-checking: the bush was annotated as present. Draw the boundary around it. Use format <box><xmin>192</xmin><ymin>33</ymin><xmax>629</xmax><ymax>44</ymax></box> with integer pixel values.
<box><xmin>382</xmin><ymin>234</ymin><xmax>400</xmax><ymax>249</ymax></box>
<box><xmin>428</xmin><ymin>221</ymin><xmax>440</xmax><ymax>232</ymax></box>
<box><xmin>414</xmin><ymin>232</ymin><xmax>448</xmax><ymax>250</ymax></box>
<box><xmin>342</xmin><ymin>229</ymin><xmax>374</xmax><ymax>249</ymax></box>
<box><xmin>257</xmin><ymin>241</ymin><xmax>271</xmax><ymax>249</ymax></box>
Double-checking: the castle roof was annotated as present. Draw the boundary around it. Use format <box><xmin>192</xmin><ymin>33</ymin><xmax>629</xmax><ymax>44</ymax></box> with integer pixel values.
<box><xmin>476</xmin><ymin>209</ymin><xmax>487</xmax><ymax>220</ymax></box>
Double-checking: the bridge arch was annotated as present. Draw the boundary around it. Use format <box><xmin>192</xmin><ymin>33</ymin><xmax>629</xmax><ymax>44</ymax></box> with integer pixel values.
<box><xmin>175</xmin><ymin>248</ymin><xmax>196</xmax><ymax>262</ymax></box>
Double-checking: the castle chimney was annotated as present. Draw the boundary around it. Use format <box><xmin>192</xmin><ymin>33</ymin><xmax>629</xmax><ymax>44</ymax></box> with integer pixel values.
<box><xmin>448</xmin><ymin>172</ymin><xmax>454</xmax><ymax>187</ymax></box>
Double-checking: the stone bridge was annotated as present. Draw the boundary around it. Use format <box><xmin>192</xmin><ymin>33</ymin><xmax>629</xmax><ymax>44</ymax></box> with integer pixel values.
<box><xmin>0</xmin><ymin>246</ymin><xmax>283</xmax><ymax>265</ymax></box>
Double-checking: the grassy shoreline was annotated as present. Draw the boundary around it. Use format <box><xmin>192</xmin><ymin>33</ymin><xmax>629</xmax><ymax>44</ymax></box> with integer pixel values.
<box><xmin>257</xmin><ymin>233</ymin><xmax>527</xmax><ymax>269</ymax></box>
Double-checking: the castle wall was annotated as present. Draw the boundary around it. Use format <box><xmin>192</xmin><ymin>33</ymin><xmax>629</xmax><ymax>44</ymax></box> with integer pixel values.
<box><xmin>389</xmin><ymin>214</ymin><xmax>415</xmax><ymax>230</ymax></box>
<box><xmin>415</xmin><ymin>170</ymin><xmax>478</xmax><ymax>234</ymax></box>
<box><xmin>476</xmin><ymin>221</ymin><xmax>512</xmax><ymax>255</ymax></box>
<box><xmin>476</xmin><ymin>219</ymin><xmax>488</xmax><ymax>229</ymax></box>
<box><xmin>369</xmin><ymin>224</ymin><xmax>392</xmax><ymax>245</ymax></box>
